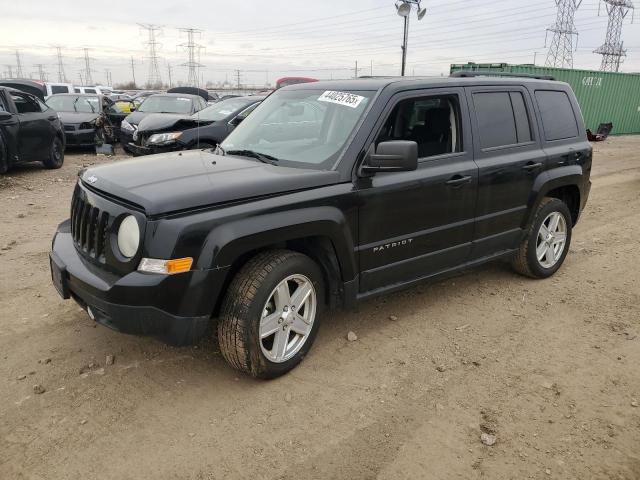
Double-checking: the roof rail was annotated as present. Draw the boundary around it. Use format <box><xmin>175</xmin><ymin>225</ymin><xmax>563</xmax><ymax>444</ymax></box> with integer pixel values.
<box><xmin>450</xmin><ymin>71</ymin><xmax>556</xmax><ymax>81</ymax></box>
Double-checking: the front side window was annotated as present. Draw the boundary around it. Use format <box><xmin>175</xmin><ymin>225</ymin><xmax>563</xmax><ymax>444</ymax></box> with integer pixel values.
<box><xmin>138</xmin><ymin>96</ymin><xmax>194</xmax><ymax>114</ymax></box>
<box><xmin>221</xmin><ymin>89</ymin><xmax>373</xmax><ymax>169</ymax></box>
<box><xmin>11</xmin><ymin>93</ymin><xmax>41</xmax><ymax>114</ymax></box>
<box><xmin>46</xmin><ymin>95</ymin><xmax>100</xmax><ymax>113</ymax></box>
<box><xmin>376</xmin><ymin>94</ymin><xmax>462</xmax><ymax>158</ymax></box>
<box><xmin>535</xmin><ymin>90</ymin><xmax>579</xmax><ymax>141</ymax></box>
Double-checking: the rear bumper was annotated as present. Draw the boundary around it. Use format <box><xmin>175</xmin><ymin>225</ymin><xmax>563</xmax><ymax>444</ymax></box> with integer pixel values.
<box><xmin>50</xmin><ymin>220</ymin><xmax>229</xmax><ymax>345</ymax></box>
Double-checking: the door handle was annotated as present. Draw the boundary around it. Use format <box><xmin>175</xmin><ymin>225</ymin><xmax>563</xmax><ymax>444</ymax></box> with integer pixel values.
<box><xmin>445</xmin><ymin>175</ymin><xmax>472</xmax><ymax>187</ymax></box>
<box><xmin>522</xmin><ymin>162</ymin><xmax>543</xmax><ymax>172</ymax></box>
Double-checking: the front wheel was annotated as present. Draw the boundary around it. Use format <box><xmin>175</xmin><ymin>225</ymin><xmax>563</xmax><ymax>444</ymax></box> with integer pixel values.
<box><xmin>218</xmin><ymin>250</ymin><xmax>324</xmax><ymax>379</ymax></box>
<box><xmin>512</xmin><ymin>197</ymin><xmax>572</xmax><ymax>278</ymax></box>
<box><xmin>43</xmin><ymin>136</ymin><xmax>64</xmax><ymax>169</ymax></box>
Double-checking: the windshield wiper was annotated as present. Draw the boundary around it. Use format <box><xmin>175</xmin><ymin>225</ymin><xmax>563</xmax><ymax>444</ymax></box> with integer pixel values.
<box><xmin>226</xmin><ymin>149</ymin><xmax>279</xmax><ymax>165</ymax></box>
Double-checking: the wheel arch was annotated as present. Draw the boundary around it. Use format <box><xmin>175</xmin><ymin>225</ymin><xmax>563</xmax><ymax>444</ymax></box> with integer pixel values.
<box><xmin>525</xmin><ymin>166</ymin><xmax>583</xmax><ymax>228</ymax></box>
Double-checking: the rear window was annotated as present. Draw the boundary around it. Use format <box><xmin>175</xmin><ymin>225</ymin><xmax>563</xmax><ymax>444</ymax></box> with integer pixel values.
<box><xmin>535</xmin><ymin>90</ymin><xmax>579</xmax><ymax>141</ymax></box>
<box><xmin>473</xmin><ymin>91</ymin><xmax>533</xmax><ymax>149</ymax></box>
<box><xmin>51</xmin><ymin>85</ymin><xmax>70</xmax><ymax>94</ymax></box>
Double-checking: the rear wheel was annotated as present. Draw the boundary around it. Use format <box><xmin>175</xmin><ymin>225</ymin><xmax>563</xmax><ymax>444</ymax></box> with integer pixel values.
<box><xmin>218</xmin><ymin>250</ymin><xmax>324</xmax><ymax>379</ymax></box>
<box><xmin>512</xmin><ymin>197</ymin><xmax>572</xmax><ymax>278</ymax></box>
<box><xmin>43</xmin><ymin>136</ymin><xmax>64</xmax><ymax>169</ymax></box>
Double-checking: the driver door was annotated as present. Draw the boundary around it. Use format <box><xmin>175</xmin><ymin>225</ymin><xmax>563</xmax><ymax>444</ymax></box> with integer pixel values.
<box><xmin>10</xmin><ymin>91</ymin><xmax>54</xmax><ymax>161</ymax></box>
<box><xmin>356</xmin><ymin>88</ymin><xmax>478</xmax><ymax>294</ymax></box>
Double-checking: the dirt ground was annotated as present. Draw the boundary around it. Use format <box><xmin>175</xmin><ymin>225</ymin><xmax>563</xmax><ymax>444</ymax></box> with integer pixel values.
<box><xmin>0</xmin><ymin>138</ymin><xmax>639</xmax><ymax>480</ymax></box>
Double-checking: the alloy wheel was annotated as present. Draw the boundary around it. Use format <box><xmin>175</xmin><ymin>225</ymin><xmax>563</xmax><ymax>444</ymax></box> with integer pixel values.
<box><xmin>536</xmin><ymin>212</ymin><xmax>567</xmax><ymax>268</ymax></box>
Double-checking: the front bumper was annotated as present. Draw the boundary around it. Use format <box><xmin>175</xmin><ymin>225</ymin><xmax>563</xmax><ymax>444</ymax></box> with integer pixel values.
<box><xmin>127</xmin><ymin>141</ymin><xmax>180</xmax><ymax>156</ymax></box>
<box><xmin>50</xmin><ymin>220</ymin><xmax>229</xmax><ymax>345</ymax></box>
<box><xmin>64</xmin><ymin>127</ymin><xmax>97</xmax><ymax>147</ymax></box>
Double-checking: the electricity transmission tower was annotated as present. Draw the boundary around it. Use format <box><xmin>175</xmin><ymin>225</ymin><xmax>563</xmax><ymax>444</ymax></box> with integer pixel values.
<box><xmin>4</xmin><ymin>65</ymin><xmax>14</xmax><ymax>79</ymax></box>
<box><xmin>130</xmin><ymin>57</ymin><xmax>137</xmax><ymax>87</ymax></box>
<box><xmin>139</xmin><ymin>23</ymin><xmax>163</xmax><ymax>87</ymax></box>
<box><xmin>15</xmin><ymin>50</ymin><xmax>24</xmax><ymax>78</ymax></box>
<box><xmin>54</xmin><ymin>46</ymin><xmax>68</xmax><ymax>83</ymax></box>
<box><xmin>594</xmin><ymin>0</ymin><xmax>635</xmax><ymax>72</ymax></box>
<box><xmin>545</xmin><ymin>0</ymin><xmax>582</xmax><ymax>68</ymax></box>
<box><xmin>33</xmin><ymin>64</ymin><xmax>48</xmax><ymax>81</ymax></box>
<box><xmin>179</xmin><ymin>28</ymin><xmax>204</xmax><ymax>86</ymax></box>
<box><xmin>81</xmin><ymin>48</ymin><xmax>95</xmax><ymax>85</ymax></box>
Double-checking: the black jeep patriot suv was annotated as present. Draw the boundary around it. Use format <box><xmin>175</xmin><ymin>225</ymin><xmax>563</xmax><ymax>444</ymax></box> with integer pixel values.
<box><xmin>50</xmin><ymin>76</ymin><xmax>592</xmax><ymax>378</ymax></box>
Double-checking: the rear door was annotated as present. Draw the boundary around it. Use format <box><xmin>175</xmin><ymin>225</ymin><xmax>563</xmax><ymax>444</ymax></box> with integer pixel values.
<box><xmin>357</xmin><ymin>88</ymin><xmax>478</xmax><ymax>293</ymax></box>
<box><xmin>466</xmin><ymin>86</ymin><xmax>546</xmax><ymax>259</ymax></box>
<box><xmin>0</xmin><ymin>91</ymin><xmax>20</xmax><ymax>165</ymax></box>
<box><xmin>10</xmin><ymin>91</ymin><xmax>55</xmax><ymax>160</ymax></box>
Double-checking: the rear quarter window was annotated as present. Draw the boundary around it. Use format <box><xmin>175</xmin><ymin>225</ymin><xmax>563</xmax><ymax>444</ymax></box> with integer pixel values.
<box><xmin>535</xmin><ymin>90</ymin><xmax>579</xmax><ymax>141</ymax></box>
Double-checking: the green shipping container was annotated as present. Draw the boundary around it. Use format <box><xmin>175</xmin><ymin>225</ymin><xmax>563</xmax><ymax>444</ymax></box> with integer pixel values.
<box><xmin>450</xmin><ymin>62</ymin><xmax>640</xmax><ymax>135</ymax></box>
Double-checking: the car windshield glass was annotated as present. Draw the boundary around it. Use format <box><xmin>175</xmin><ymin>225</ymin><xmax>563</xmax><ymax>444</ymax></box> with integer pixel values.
<box><xmin>192</xmin><ymin>98</ymin><xmax>254</xmax><ymax>122</ymax></box>
<box><xmin>46</xmin><ymin>95</ymin><xmax>100</xmax><ymax>113</ymax></box>
<box><xmin>220</xmin><ymin>89</ymin><xmax>373</xmax><ymax>170</ymax></box>
<box><xmin>138</xmin><ymin>96</ymin><xmax>193</xmax><ymax>113</ymax></box>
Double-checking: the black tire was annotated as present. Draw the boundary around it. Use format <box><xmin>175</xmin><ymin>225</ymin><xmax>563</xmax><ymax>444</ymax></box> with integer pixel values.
<box><xmin>42</xmin><ymin>136</ymin><xmax>64</xmax><ymax>169</ymax></box>
<box><xmin>218</xmin><ymin>250</ymin><xmax>325</xmax><ymax>379</ymax></box>
<box><xmin>0</xmin><ymin>139</ymin><xmax>8</xmax><ymax>174</ymax></box>
<box><xmin>512</xmin><ymin>197</ymin><xmax>573</xmax><ymax>278</ymax></box>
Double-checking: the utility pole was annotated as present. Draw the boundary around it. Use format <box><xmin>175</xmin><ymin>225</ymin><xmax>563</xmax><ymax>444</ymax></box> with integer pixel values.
<box><xmin>33</xmin><ymin>64</ymin><xmax>47</xmax><ymax>81</ymax></box>
<box><xmin>138</xmin><ymin>23</ymin><xmax>163</xmax><ymax>88</ymax></box>
<box><xmin>167</xmin><ymin>63</ymin><xmax>173</xmax><ymax>88</ymax></box>
<box><xmin>370</xmin><ymin>60</ymin><xmax>373</xmax><ymax>76</ymax></box>
<box><xmin>15</xmin><ymin>50</ymin><xmax>24</xmax><ymax>78</ymax></box>
<box><xmin>78</xmin><ymin>71</ymin><xmax>84</xmax><ymax>85</ymax></box>
<box><xmin>54</xmin><ymin>46</ymin><xmax>68</xmax><ymax>83</ymax></box>
<box><xmin>594</xmin><ymin>0</ymin><xmax>635</xmax><ymax>72</ymax></box>
<box><xmin>395</xmin><ymin>0</ymin><xmax>426</xmax><ymax>76</ymax></box>
<box><xmin>179</xmin><ymin>28</ymin><xmax>204</xmax><ymax>87</ymax></box>
<box><xmin>130</xmin><ymin>57</ymin><xmax>137</xmax><ymax>87</ymax></box>
<box><xmin>235</xmin><ymin>69</ymin><xmax>241</xmax><ymax>90</ymax></box>
<box><xmin>545</xmin><ymin>0</ymin><xmax>582</xmax><ymax>68</ymax></box>
<box><xmin>81</xmin><ymin>48</ymin><xmax>94</xmax><ymax>85</ymax></box>
<box><xmin>354</xmin><ymin>60</ymin><xmax>359</xmax><ymax>78</ymax></box>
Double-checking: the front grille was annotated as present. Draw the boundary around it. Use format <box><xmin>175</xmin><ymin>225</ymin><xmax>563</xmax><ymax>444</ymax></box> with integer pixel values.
<box><xmin>70</xmin><ymin>193</ymin><xmax>110</xmax><ymax>262</ymax></box>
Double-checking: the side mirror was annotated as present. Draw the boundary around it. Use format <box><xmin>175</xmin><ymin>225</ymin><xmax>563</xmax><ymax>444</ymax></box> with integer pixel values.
<box><xmin>361</xmin><ymin>140</ymin><xmax>418</xmax><ymax>175</ymax></box>
<box><xmin>0</xmin><ymin>111</ymin><xmax>12</xmax><ymax>121</ymax></box>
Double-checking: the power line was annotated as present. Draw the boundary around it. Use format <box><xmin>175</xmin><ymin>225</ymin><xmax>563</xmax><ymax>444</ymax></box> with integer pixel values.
<box><xmin>594</xmin><ymin>0</ymin><xmax>635</xmax><ymax>71</ymax></box>
<box><xmin>179</xmin><ymin>28</ymin><xmax>204</xmax><ymax>86</ymax></box>
<box><xmin>139</xmin><ymin>23</ymin><xmax>163</xmax><ymax>87</ymax></box>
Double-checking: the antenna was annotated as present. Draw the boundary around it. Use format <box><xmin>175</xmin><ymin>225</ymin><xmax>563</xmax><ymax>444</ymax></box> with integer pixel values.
<box><xmin>594</xmin><ymin>0</ymin><xmax>635</xmax><ymax>72</ymax></box>
<box><xmin>545</xmin><ymin>0</ymin><xmax>583</xmax><ymax>68</ymax></box>
<box><xmin>179</xmin><ymin>28</ymin><xmax>205</xmax><ymax>87</ymax></box>
<box><xmin>138</xmin><ymin>23</ymin><xmax>163</xmax><ymax>88</ymax></box>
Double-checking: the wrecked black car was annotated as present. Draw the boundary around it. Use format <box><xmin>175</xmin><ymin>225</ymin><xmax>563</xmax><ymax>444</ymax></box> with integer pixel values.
<box><xmin>128</xmin><ymin>96</ymin><xmax>264</xmax><ymax>155</ymax></box>
<box><xmin>0</xmin><ymin>86</ymin><xmax>65</xmax><ymax>173</ymax></box>
<box><xmin>45</xmin><ymin>94</ymin><xmax>131</xmax><ymax>148</ymax></box>
<box><xmin>120</xmin><ymin>93</ymin><xmax>208</xmax><ymax>152</ymax></box>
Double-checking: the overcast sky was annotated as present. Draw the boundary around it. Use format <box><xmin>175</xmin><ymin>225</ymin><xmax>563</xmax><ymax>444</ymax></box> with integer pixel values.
<box><xmin>1</xmin><ymin>0</ymin><xmax>639</xmax><ymax>87</ymax></box>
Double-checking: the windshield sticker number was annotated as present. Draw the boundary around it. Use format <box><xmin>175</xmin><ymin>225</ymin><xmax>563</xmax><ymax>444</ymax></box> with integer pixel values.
<box><xmin>318</xmin><ymin>91</ymin><xmax>365</xmax><ymax>109</ymax></box>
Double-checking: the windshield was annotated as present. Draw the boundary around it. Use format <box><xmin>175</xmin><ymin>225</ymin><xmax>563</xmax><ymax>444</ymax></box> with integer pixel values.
<box><xmin>46</xmin><ymin>95</ymin><xmax>100</xmax><ymax>113</ymax></box>
<box><xmin>220</xmin><ymin>89</ymin><xmax>373</xmax><ymax>169</ymax></box>
<box><xmin>192</xmin><ymin>98</ymin><xmax>254</xmax><ymax>122</ymax></box>
<box><xmin>138</xmin><ymin>95</ymin><xmax>193</xmax><ymax>114</ymax></box>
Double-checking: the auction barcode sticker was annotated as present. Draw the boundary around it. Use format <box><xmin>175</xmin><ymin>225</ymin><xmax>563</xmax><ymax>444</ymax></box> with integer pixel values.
<box><xmin>318</xmin><ymin>91</ymin><xmax>365</xmax><ymax>109</ymax></box>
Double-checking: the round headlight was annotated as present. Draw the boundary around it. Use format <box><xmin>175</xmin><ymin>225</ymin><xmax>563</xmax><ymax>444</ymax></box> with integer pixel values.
<box><xmin>117</xmin><ymin>215</ymin><xmax>140</xmax><ymax>258</ymax></box>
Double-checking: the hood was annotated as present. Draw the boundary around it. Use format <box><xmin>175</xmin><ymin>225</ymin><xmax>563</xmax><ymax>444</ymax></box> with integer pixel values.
<box><xmin>80</xmin><ymin>150</ymin><xmax>340</xmax><ymax>216</ymax></box>
<box><xmin>57</xmin><ymin>111</ymin><xmax>101</xmax><ymax>125</ymax></box>
<box><xmin>137</xmin><ymin>113</ymin><xmax>206</xmax><ymax>133</ymax></box>
<box><xmin>124</xmin><ymin>111</ymin><xmax>154</xmax><ymax>126</ymax></box>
